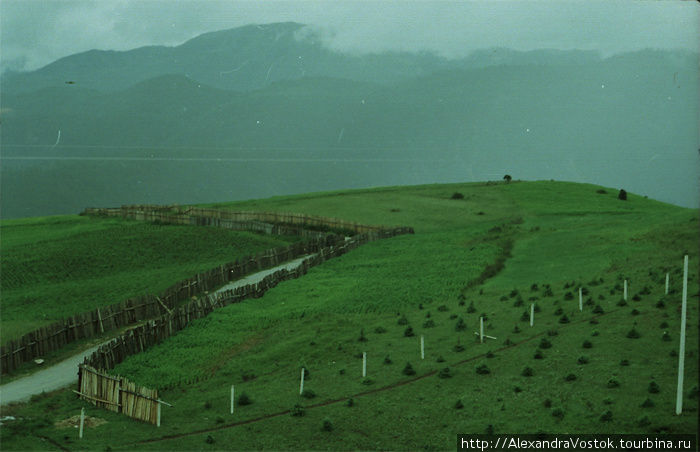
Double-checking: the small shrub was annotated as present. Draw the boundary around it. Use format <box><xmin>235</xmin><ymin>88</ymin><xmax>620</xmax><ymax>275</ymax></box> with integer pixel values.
<box><xmin>617</xmin><ymin>299</ymin><xmax>628</xmax><ymax>307</ymax></box>
<box><xmin>339</xmin><ymin>368</ymin><xmax>346</xmax><ymax>375</ymax></box>
<box><xmin>500</xmin><ymin>295</ymin><xmax>508</xmax><ymax>301</ymax></box>
<box><xmin>455</xmin><ymin>317</ymin><xmax>466</xmax><ymax>332</ymax></box>
<box><xmin>543</xmin><ymin>399</ymin><xmax>552</xmax><ymax>408</ymax></box>
<box><xmin>596</xmin><ymin>189</ymin><xmax>607</xmax><ymax>194</ymax></box>
<box><xmin>631</xmin><ymin>309</ymin><xmax>640</xmax><ymax>316</ymax></box>
<box><xmin>485</xmin><ymin>424</ymin><xmax>495</xmax><ymax>435</ymax></box>
<box><xmin>436</xmin><ymin>355</ymin><xmax>445</xmax><ymax>363</ymax></box>
<box><xmin>565</xmin><ymin>373</ymin><xmax>577</xmax><ymax>381</ymax></box>
<box><xmin>534</xmin><ymin>350</ymin><xmax>544</xmax><ymax>360</ymax></box>
<box><xmin>582</xmin><ymin>340</ymin><xmax>593</xmax><ymax>349</ymax></box>
<box><xmin>520</xmin><ymin>311</ymin><xmax>530</xmax><ymax>322</ymax></box>
<box><xmin>453</xmin><ymin>344</ymin><xmax>465</xmax><ymax>352</ymax></box>
<box><xmin>451</xmin><ymin>192</ymin><xmax>465</xmax><ymax>200</ymax></box>
<box><xmin>404</xmin><ymin>327</ymin><xmax>415</xmax><ymax>337</ymax></box>
<box><xmin>539</xmin><ymin>338</ymin><xmax>552</xmax><ymax>349</ymax></box>
<box><xmin>632</xmin><ymin>294</ymin><xmax>641</xmax><ymax>302</ymax></box>
<box><xmin>600</xmin><ymin>410</ymin><xmax>613</xmax><ymax>422</ymax></box>
<box><xmin>514</xmin><ymin>386</ymin><xmax>523</xmax><ymax>393</ymax></box>
<box><xmin>648</xmin><ymin>381</ymin><xmax>660</xmax><ymax>394</ymax></box>
<box><xmin>437</xmin><ymin>304</ymin><xmax>449</xmax><ymax>312</ymax></box>
<box><xmin>513</xmin><ymin>298</ymin><xmax>524</xmax><ymax>307</ymax></box>
<box><xmin>346</xmin><ymin>398</ymin><xmax>354</xmax><ymax>407</ymax></box>
<box><xmin>660</xmin><ymin>321</ymin><xmax>669</xmax><ymax>328</ymax></box>
<box><xmin>530</xmin><ymin>283</ymin><xmax>539</xmax><ymax>291</ymax></box>
<box><xmin>656</xmin><ymin>299</ymin><xmax>666</xmax><ymax>309</ymax></box>
<box><xmin>438</xmin><ymin>367</ymin><xmax>452</xmax><ymax>379</ymax></box>
<box><xmin>618</xmin><ymin>189</ymin><xmax>627</xmax><ymax>200</ymax></box>
<box><xmin>641</xmin><ymin>398</ymin><xmax>654</xmax><ymax>408</ymax></box>
<box><xmin>662</xmin><ymin>331</ymin><xmax>671</xmax><ymax>342</ymax></box>
<box><xmin>552</xmin><ymin>408</ymin><xmax>564</xmax><ymax>419</ymax></box>
<box><xmin>455</xmin><ymin>399</ymin><xmax>465</xmax><ymax>409</ymax></box>
<box><xmin>206</xmin><ymin>435</ymin><xmax>215</xmax><ymax>444</ymax></box>
<box><xmin>215</xmin><ymin>416</ymin><xmax>224</xmax><ymax>424</ymax></box>
<box><xmin>620</xmin><ymin>359</ymin><xmax>630</xmax><ymax>366</ymax></box>
<box><xmin>321</xmin><ymin>419</ymin><xmax>333</xmax><ymax>432</ymax></box>
<box><xmin>547</xmin><ymin>330</ymin><xmax>558</xmax><ymax>337</ymax></box>
<box><xmin>589</xmin><ymin>318</ymin><xmax>599</xmax><ymax>325</ymax></box>
<box><xmin>578</xmin><ymin>355</ymin><xmax>589</xmax><ymax>364</ymax></box>
<box><xmin>238</xmin><ymin>392</ymin><xmax>252</xmax><ymax>406</ymax></box>
<box><xmin>543</xmin><ymin>287</ymin><xmax>554</xmax><ymax>297</ymax></box>
<box><xmin>626</xmin><ymin>328</ymin><xmax>641</xmax><ymax>339</ymax></box>
<box><xmin>204</xmin><ymin>400</ymin><xmax>212</xmax><ymax>409</ymax></box>
<box><xmin>458</xmin><ymin>300</ymin><xmax>466</xmax><ymax>306</ymax></box>
<box><xmin>637</xmin><ymin>416</ymin><xmax>651</xmax><ymax>427</ymax></box>
<box><xmin>291</xmin><ymin>404</ymin><xmax>305</xmax><ymax>417</ymax></box>
<box><xmin>593</xmin><ymin>304</ymin><xmax>604</xmax><ymax>314</ymax></box>
<box><xmin>449</xmin><ymin>314</ymin><xmax>457</xmax><ymax>320</ymax></box>
<box><xmin>503</xmin><ymin>338</ymin><xmax>513</xmax><ymax>346</ymax></box>
<box><xmin>423</xmin><ymin>319</ymin><xmax>436</xmax><ymax>328</ymax></box>
<box><xmin>513</xmin><ymin>325</ymin><xmax>521</xmax><ymax>333</ymax></box>
<box><xmin>402</xmin><ymin>362</ymin><xmax>416</xmax><ymax>376</ymax></box>
<box><xmin>559</xmin><ymin>314</ymin><xmax>570</xmax><ymax>324</ymax></box>
<box><xmin>476</xmin><ymin>364</ymin><xmax>490</xmax><ymax>375</ymax></box>
<box><xmin>509</xmin><ymin>289</ymin><xmax>519</xmax><ymax>298</ymax></box>
<box><xmin>358</xmin><ymin>329</ymin><xmax>368</xmax><ymax>342</ymax></box>
<box><xmin>397</xmin><ymin>315</ymin><xmax>408</xmax><ymax>325</ymax></box>
<box><xmin>522</xmin><ymin>367</ymin><xmax>534</xmax><ymax>377</ymax></box>
<box><xmin>301</xmin><ymin>389</ymin><xmax>316</xmax><ymax>399</ymax></box>
<box><xmin>374</xmin><ymin>326</ymin><xmax>387</xmax><ymax>334</ymax></box>
<box><xmin>591</xmin><ymin>330</ymin><xmax>599</xmax><ymax>337</ymax></box>
<box><xmin>383</xmin><ymin>355</ymin><xmax>392</xmax><ymax>365</ymax></box>
<box><xmin>603</xmin><ymin>398</ymin><xmax>614</xmax><ymax>405</ymax></box>
<box><xmin>554</xmin><ymin>307</ymin><xmax>564</xmax><ymax>315</ymax></box>
<box><xmin>607</xmin><ymin>378</ymin><xmax>620</xmax><ymax>388</ymax></box>
<box><xmin>362</xmin><ymin>378</ymin><xmax>374</xmax><ymax>385</ymax></box>
<box><xmin>564</xmin><ymin>292</ymin><xmax>574</xmax><ymax>301</ymax></box>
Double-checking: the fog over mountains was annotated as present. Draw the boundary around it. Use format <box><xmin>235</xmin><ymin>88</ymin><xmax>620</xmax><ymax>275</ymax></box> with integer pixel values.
<box><xmin>1</xmin><ymin>22</ymin><xmax>698</xmax><ymax>218</ymax></box>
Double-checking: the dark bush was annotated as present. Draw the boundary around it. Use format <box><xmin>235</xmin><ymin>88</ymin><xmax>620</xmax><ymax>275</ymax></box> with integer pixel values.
<box><xmin>593</xmin><ymin>304</ymin><xmax>604</xmax><ymax>314</ymax></box>
<box><xmin>618</xmin><ymin>189</ymin><xmax>627</xmax><ymax>201</ymax></box>
<box><xmin>476</xmin><ymin>364</ymin><xmax>491</xmax><ymax>375</ymax></box>
<box><xmin>404</xmin><ymin>327</ymin><xmax>415</xmax><ymax>337</ymax></box>
<box><xmin>547</xmin><ymin>330</ymin><xmax>558</xmax><ymax>337</ymax></box>
<box><xmin>564</xmin><ymin>292</ymin><xmax>574</xmax><ymax>301</ymax></box>
<box><xmin>374</xmin><ymin>326</ymin><xmax>387</xmax><ymax>334</ymax></box>
<box><xmin>534</xmin><ymin>350</ymin><xmax>544</xmax><ymax>360</ymax></box>
<box><xmin>620</xmin><ymin>359</ymin><xmax>630</xmax><ymax>366</ymax></box>
<box><xmin>617</xmin><ymin>299</ymin><xmax>628</xmax><ymax>307</ymax></box>
<box><xmin>543</xmin><ymin>399</ymin><xmax>552</xmax><ymax>408</ymax></box>
<box><xmin>486</xmin><ymin>351</ymin><xmax>495</xmax><ymax>358</ymax></box>
<box><xmin>662</xmin><ymin>331</ymin><xmax>671</xmax><ymax>342</ymax></box>
<box><xmin>451</xmin><ymin>192</ymin><xmax>465</xmax><ymax>200</ymax></box>
<box><xmin>539</xmin><ymin>338</ymin><xmax>552</xmax><ymax>349</ymax></box>
<box><xmin>637</xmin><ymin>416</ymin><xmax>651</xmax><ymax>427</ymax></box>
<box><xmin>554</xmin><ymin>307</ymin><xmax>564</xmax><ymax>315</ymax></box>
<box><xmin>455</xmin><ymin>399</ymin><xmax>464</xmax><ymax>409</ymax></box>
<box><xmin>565</xmin><ymin>373</ymin><xmax>577</xmax><ymax>381</ymax></box>
<box><xmin>321</xmin><ymin>419</ymin><xmax>333</xmax><ymax>432</ymax></box>
<box><xmin>438</xmin><ymin>367</ymin><xmax>452</xmax><ymax>379</ymax></box>
<box><xmin>514</xmin><ymin>386</ymin><xmax>522</xmax><ymax>393</ymax></box>
<box><xmin>301</xmin><ymin>390</ymin><xmax>316</xmax><ymax>399</ymax></box>
<box><xmin>607</xmin><ymin>378</ymin><xmax>620</xmax><ymax>388</ymax></box>
<box><xmin>397</xmin><ymin>315</ymin><xmax>408</xmax><ymax>325</ymax></box>
<box><xmin>559</xmin><ymin>315</ymin><xmax>570</xmax><ymax>324</ymax></box>
<box><xmin>384</xmin><ymin>355</ymin><xmax>393</xmax><ymax>365</ymax></box>
<box><xmin>361</xmin><ymin>378</ymin><xmax>374</xmax><ymax>385</ymax></box>
<box><xmin>423</xmin><ymin>319</ymin><xmax>436</xmax><ymax>328</ymax></box>
<box><xmin>436</xmin><ymin>355</ymin><xmax>445</xmax><ymax>363</ymax></box>
<box><xmin>641</xmin><ymin>398</ymin><xmax>654</xmax><ymax>408</ymax></box>
<box><xmin>660</xmin><ymin>321</ymin><xmax>669</xmax><ymax>328</ymax></box>
<box><xmin>513</xmin><ymin>298</ymin><xmax>524</xmax><ymax>307</ymax></box>
<box><xmin>552</xmin><ymin>408</ymin><xmax>564</xmax><ymax>419</ymax></box>
<box><xmin>291</xmin><ymin>404</ymin><xmax>305</xmax><ymax>417</ymax></box>
<box><xmin>513</xmin><ymin>325</ymin><xmax>521</xmax><ymax>333</ymax></box>
<box><xmin>600</xmin><ymin>410</ymin><xmax>613</xmax><ymax>422</ymax></box>
<box><xmin>578</xmin><ymin>356</ymin><xmax>589</xmax><ymax>364</ymax></box>
<box><xmin>358</xmin><ymin>329</ymin><xmax>368</xmax><ymax>342</ymax></box>
<box><xmin>627</xmin><ymin>328</ymin><xmax>641</xmax><ymax>339</ymax></box>
<box><xmin>455</xmin><ymin>317</ymin><xmax>466</xmax><ymax>332</ymax></box>
<box><xmin>206</xmin><ymin>435</ymin><xmax>215</xmax><ymax>444</ymax></box>
<box><xmin>453</xmin><ymin>344</ymin><xmax>465</xmax><ymax>352</ymax></box>
<box><xmin>596</xmin><ymin>189</ymin><xmax>607</xmax><ymax>194</ymax></box>
<box><xmin>648</xmin><ymin>381</ymin><xmax>660</xmax><ymax>394</ymax></box>
<box><xmin>522</xmin><ymin>367</ymin><xmax>534</xmax><ymax>377</ymax></box>
<box><xmin>402</xmin><ymin>362</ymin><xmax>416</xmax><ymax>376</ymax></box>
<box><xmin>238</xmin><ymin>392</ymin><xmax>252</xmax><ymax>406</ymax></box>
<box><xmin>582</xmin><ymin>340</ymin><xmax>593</xmax><ymax>349</ymax></box>
<box><xmin>346</xmin><ymin>398</ymin><xmax>354</xmax><ymax>407</ymax></box>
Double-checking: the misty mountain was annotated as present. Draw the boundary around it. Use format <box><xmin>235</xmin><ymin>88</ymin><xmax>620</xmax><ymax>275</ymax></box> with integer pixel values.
<box><xmin>1</xmin><ymin>23</ymin><xmax>698</xmax><ymax>219</ymax></box>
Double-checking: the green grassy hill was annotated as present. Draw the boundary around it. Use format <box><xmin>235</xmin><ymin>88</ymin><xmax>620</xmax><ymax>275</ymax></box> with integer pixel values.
<box><xmin>0</xmin><ymin>215</ymin><xmax>301</xmax><ymax>342</ymax></box>
<box><xmin>1</xmin><ymin>181</ymin><xmax>697</xmax><ymax>450</ymax></box>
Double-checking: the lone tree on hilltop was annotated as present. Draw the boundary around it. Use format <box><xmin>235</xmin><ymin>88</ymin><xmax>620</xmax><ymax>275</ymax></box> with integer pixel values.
<box><xmin>618</xmin><ymin>189</ymin><xmax>627</xmax><ymax>201</ymax></box>
<box><xmin>503</xmin><ymin>175</ymin><xmax>512</xmax><ymax>184</ymax></box>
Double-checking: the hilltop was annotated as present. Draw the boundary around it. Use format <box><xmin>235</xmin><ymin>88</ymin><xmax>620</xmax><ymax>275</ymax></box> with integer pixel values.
<box><xmin>1</xmin><ymin>180</ymin><xmax>697</xmax><ymax>450</ymax></box>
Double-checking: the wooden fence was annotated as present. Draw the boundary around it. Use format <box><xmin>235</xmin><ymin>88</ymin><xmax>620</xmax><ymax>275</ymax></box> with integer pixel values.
<box><xmin>81</xmin><ymin>205</ymin><xmax>388</xmax><ymax>235</ymax></box>
<box><xmin>1</xmin><ymin>206</ymin><xmax>413</xmax><ymax>375</ymax></box>
<box><xmin>77</xmin><ymin>365</ymin><xmax>165</xmax><ymax>425</ymax></box>
<box><xmin>81</xmin><ymin>226</ymin><xmax>413</xmax><ymax>372</ymax></box>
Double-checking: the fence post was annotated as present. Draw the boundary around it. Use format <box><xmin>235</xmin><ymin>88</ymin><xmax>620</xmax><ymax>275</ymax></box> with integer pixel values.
<box><xmin>79</xmin><ymin>407</ymin><xmax>85</xmax><ymax>439</ymax></box>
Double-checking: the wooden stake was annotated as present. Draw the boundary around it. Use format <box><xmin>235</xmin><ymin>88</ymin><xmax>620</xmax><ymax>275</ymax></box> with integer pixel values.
<box><xmin>530</xmin><ymin>303</ymin><xmax>534</xmax><ymax>327</ymax></box>
<box><xmin>79</xmin><ymin>408</ymin><xmax>85</xmax><ymax>439</ymax></box>
<box><xmin>230</xmin><ymin>385</ymin><xmax>235</xmax><ymax>415</ymax></box>
<box><xmin>362</xmin><ymin>352</ymin><xmax>367</xmax><ymax>377</ymax></box>
<box><xmin>97</xmin><ymin>308</ymin><xmax>104</xmax><ymax>334</ymax></box>
<box><xmin>578</xmin><ymin>287</ymin><xmax>583</xmax><ymax>311</ymax></box>
<box><xmin>624</xmin><ymin>279</ymin><xmax>627</xmax><ymax>301</ymax></box>
<box><xmin>299</xmin><ymin>368</ymin><xmax>305</xmax><ymax>395</ymax></box>
<box><xmin>480</xmin><ymin>317</ymin><xmax>484</xmax><ymax>343</ymax></box>
<box><xmin>420</xmin><ymin>335</ymin><xmax>425</xmax><ymax>360</ymax></box>
<box><xmin>665</xmin><ymin>272</ymin><xmax>669</xmax><ymax>295</ymax></box>
<box><xmin>676</xmin><ymin>255</ymin><xmax>689</xmax><ymax>415</ymax></box>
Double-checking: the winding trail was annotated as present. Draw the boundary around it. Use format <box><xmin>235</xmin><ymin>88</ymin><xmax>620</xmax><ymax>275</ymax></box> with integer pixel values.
<box><xmin>0</xmin><ymin>255</ymin><xmax>314</xmax><ymax>406</ymax></box>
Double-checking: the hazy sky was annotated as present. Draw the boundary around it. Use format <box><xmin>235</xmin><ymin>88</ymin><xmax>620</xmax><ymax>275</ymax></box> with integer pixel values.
<box><xmin>1</xmin><ymin>0</ymin><xmax>698</xmax><ymax>73</ymax></box>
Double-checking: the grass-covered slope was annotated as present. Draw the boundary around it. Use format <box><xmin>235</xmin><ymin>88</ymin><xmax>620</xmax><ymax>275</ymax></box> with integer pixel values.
<box><xmin>1</xmin><ymin>181</ymin><xmax>697</xmax><ymax>450</ymax></box>
<box><xmin>0</xmin><ymin>215</ymin><xmax>300</xmax><ymax>342</ymax></box>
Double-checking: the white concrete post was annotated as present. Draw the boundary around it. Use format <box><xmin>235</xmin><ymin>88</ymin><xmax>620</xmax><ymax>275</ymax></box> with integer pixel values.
<box><xmin>299</xmin><ymin>368</ymin><xmax>305</xmax><ymax>395</ymax></box>
<box><xmin>362</xmin><ymin>352</ymin><xmax>367</xmax><ymax>378</ymax></box>
<box><xmin>157</xmin><ymin>402</ymin><xmax>161</xmax><ymax>427</ymax></box>
<box><xmin>420</xmin><ymin>335</ymin><xmax>425</xmax><ymax>360</ymax></box>
<box><xmin>79</xmin><ymin>408</ymin><xmax>85</xmax><ymax>439</ymax></box>
<box><xmin>624</xmin><ymin>279</ymin><xmax>628</xmax><ymax>301</ymax></box>
<box><xmin>530</xmin><ymin>303</ymin><xmax>534</xmax><ymax>327</ymax></box>
<box><xmin>480</xmin><ymin>317</ymin><xmax>484</xmax><ymax>343</ymax></box>
<box><xmin>665</xmin><ymin>272</ymin><xmax>669</xmax><ymax>295</ymax></box>
<box><xmin>579</xmin><ymin>287</ymin><xmax>583</xmax><ymax>311</ymax></box>
<box><xmin>676</xmin><ymin>255</ymin><xmax>689</xmax><ymax>415</ymax></box>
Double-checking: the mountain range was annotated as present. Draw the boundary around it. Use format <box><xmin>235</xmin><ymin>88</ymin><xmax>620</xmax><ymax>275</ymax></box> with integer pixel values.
<box><xmin>1</xmin><ymin>22</ymin><xmax>698</xmax><ymax>218</ymax></box>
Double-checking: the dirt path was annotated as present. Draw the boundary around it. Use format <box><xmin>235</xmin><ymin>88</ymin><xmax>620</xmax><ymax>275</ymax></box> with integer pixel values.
<box><xmin>0</xmin><ymin>255</ymin><xmax>314</xmax><ymax>407</ymax></box>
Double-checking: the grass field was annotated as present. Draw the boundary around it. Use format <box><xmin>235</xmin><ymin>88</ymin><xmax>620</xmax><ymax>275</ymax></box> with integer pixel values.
<box><xmin>0</xmin><ymin>215</ymin><xmax>301</xmax><ymax>342</ymax></box>
<box><xmin>1</xmin><ymin>180</ymin><xmax>697</xmax><ymax>450</ymax></box>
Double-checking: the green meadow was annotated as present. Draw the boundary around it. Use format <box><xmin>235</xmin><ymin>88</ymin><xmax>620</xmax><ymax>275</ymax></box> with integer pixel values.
<box><xmin>0</xmin><ymin>215</ymin><xmax>300</xmax><ymax>342</ymax></box>
<box><xmin>1</xmin><ymin>181</ymin><xmax>697</xmax><ymax>450</ymax></box>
